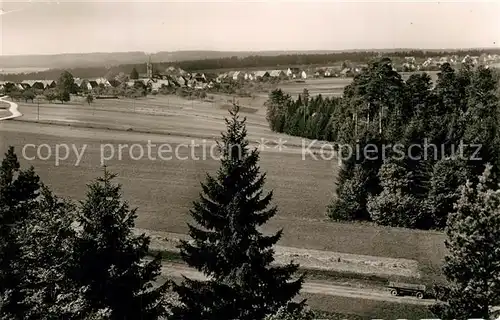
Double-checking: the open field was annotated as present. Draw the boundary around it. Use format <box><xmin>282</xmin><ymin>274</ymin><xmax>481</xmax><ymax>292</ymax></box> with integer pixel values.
<box><xmin>0</xmin><ymin>122</ymin><xmax>337</xmax><ymax>228</ymax></box>
<box><xmin>0</xmin><ymin>110</ymin><xmax>10</xmax><ymax>118</ymax></box>
<box><xmin>0</xmin><ymin>101</ymin><xmax>12</xmax><ymax>117</ymax></box>
<box><xmin>277</xmin><ymin>78</ymin><xmax>351</xmax><ymax>97</ymax></box>
<box><xmin>272</xmin><ymin>71</ymin><xmax>440</xmax><ymax>98</ymax></box>
<box><xmin>0</xmin><ymin>121</ymin><xmax>446</xmax><ymax>279</ymax></box>
<box><xmin>16</xmin><ymin>95</ymin><xmax>318</xmax><ymax>147</ymax></box>
<box><xmin>0</xmin><ymin>67</ymin><xmax>50</xmax><ymax>74</ymax></box>
<box><xmin>303</xmin><ymin>293</ymin><xmax>433</xmax><ymax>319</ymax></box>
<box><xmin>1</xmin><ymin>93</ymin><xmax>447</xmax><ymax>283</ymax></box>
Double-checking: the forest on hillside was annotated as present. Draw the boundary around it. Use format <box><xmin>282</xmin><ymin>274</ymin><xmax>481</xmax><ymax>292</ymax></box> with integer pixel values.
<box><xmin>266</xmin><ymin>58</ymin><xmax>500</xmax><ymax>230</ymax></box>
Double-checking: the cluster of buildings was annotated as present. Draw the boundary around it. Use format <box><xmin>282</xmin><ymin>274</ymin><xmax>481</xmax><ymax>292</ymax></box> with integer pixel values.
<box><xmin>403</xmin><ymin>53</ymin><xmax>500</xmax><ymax>71</ymax></box>
<box><xmin>215</xmin><ymin>68</ymin><xmax>309</xmax><ymax>82</ymax></box>
<box><xmin>0</xmin><ymin>63</ymin><xmax>317</xmax><ymax>95</ymax></box>
<box><xmin>2</xmin><ymin>53</ymin><xmax>499</xmax><ymax>95</ymax></box>
<box><xmin>0</xmin><ymin>80</ymin><xmax>57</xmax><ymax>92</ymax></box>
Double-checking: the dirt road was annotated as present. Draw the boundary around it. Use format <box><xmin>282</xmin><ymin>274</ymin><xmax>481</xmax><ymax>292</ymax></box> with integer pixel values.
<box><xmin>0</xmin><ymin>95</ymin><xmax>22</xmax><ymax>120</ymax></box>
<box><xmin>160</xmin><ymin>262</ymin><xmax>435</xmax><ymax>306</ymax></box>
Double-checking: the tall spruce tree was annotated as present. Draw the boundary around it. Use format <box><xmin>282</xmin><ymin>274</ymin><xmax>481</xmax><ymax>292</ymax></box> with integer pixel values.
<box><xmin>170</xmin><ymin>105</ymin><xmax>304</xmax><ymax>320</ymax></box>
<box><xmin>430</xmin><ymin>164</ymin><xmax>500</xmax><ymax>319</ymax></box>
<box><xmin>0</xmin><ymin>146</ymin><xmax>40</xmax><ymax>319</ymax></box>
<box><xmin>20</xmin><ymin>186</ymin><xmax>79</xmax><ymax>319</ymax></box>
<box><xmin>70</xmin><ymin>168</ymin><xmax>168</xmax><ymax>319</ymax></box>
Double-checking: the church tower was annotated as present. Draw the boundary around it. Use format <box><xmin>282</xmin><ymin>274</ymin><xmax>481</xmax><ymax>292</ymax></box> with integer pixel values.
<box><xmin>146</xmin><ymin>55</ymin><xmax>153</xmax><ymax>79</ymax></box>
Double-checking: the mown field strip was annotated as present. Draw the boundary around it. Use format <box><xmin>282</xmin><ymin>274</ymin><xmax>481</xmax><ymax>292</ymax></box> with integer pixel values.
<box><xmin>137</xmin><ymin>228</ymin><xmax>420</xmax><ymax>278</ymax></box>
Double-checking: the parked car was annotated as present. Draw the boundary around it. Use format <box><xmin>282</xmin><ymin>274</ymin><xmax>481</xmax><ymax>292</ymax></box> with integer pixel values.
<box><xmin>387</xmin><ymin>281</ymin><xmax>426</xmax><ymax>299</ymax></box>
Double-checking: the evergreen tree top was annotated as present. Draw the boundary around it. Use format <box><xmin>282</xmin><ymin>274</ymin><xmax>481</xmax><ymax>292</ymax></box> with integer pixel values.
<box><xmin>172</xmin><ymin>105</ymin><xmax>304</xmax><ymax>320</ymax></box>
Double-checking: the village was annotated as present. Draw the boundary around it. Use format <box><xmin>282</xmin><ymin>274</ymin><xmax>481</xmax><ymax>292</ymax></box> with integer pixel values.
<box><xmin>1</xmin><ymin>53</ymin><xmax>499</xmax><ymax>97</ymax></box>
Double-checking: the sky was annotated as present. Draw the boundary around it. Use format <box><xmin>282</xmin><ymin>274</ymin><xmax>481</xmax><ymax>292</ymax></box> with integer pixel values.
<box><xmin>0</xmin><ymin>0</ymin><xmax>499</xmax><ymax>56</ymax></box>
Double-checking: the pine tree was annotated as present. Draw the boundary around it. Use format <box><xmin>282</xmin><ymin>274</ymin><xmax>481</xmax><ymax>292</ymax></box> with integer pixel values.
<box><xmin>20</xmin><ymin>186</ymin><xmax>79</xmax><ymax>319</ymax></box>
<box><xmin>327</xmin><ymin>164</ymin><xmax>366</xmax><ymax>221</ymax></box>
<box><xmin>265</xmin><ymin>89</ymin><xmax>290</xmax><ymax>132</ymax></box>
<box><xmin>170</xmin><ymin>105</ymin><xmax>304</xmax><ymax>320</ymax></box>
<box><xmin>430</xmin><ymin>164</ymin><xmax>500</xmax><ymax>319</ymax></box>
<box><xmin>70</xmin><ymin>168</ymin><xmax>168</xmax><ymax>319</ymax></box>
<box><xmin>57</xmin><ymin>70</ymin><xmax>75</xmax><ymax>102</ymax></box>
<box><xmin>0</xmin><ymin>146</ymin><xmax>40</xmax><ymax>319</ymax></box>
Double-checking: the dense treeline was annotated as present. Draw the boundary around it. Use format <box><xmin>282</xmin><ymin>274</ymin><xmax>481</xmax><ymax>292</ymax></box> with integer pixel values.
<box><xmin>266</xmin><ymin>57</ymin><xmax>500</xmax><ymax>230</ymax></box>
<box><xmin>172</xmin><ymin>49</ymin><xmax>499</xmax><ymax>71</ymax></box>
<box><xmin>265</xmin><ymin>89</ymin><xmax>342</xmax><ymax>141</ymax></box>
<box><xmin>3</xmin><ymin>48</ymin><xmax>499</xmax><ymax>82</ymax></box>
<box><xmin>0</xmin><ymin>107</ymin><xmax>312</xmax><ymax>319</ymax></box>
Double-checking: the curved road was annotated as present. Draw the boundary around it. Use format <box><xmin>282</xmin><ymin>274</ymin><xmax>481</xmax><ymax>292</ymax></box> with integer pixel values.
<box><xmin>0</xmin><ymin>96</ymin><xmax>22</xmax><ymax>120</ymax></box>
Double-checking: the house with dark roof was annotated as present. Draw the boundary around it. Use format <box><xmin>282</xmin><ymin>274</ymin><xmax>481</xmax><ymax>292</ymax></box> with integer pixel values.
<box><xmin>286</xmin><ymin>67</ymin><xmax>300</xmax><ymax>78</ymax></box>
<box><xmin>177</xmin><ymin>76</ymin><xmax>188</xmax><ymax>87</ymax></box>
<box><xmin>88</xmin><ymin>80</ymin><xmax>99</xmax><ymax>90</ymax></box>
<box><xmin>254</xmin><ymin>71</ymin><xmax>270</xmax><ymax>79</ymax></box>
<box><xmin>108</xmin><ymin>79</ymin><xmax>121</xmax><ymax>88</ymax></box>
<box><xmin>21</xmin><ymin>80</ymin><xmax>38</xmax><ymax>89</ymax></box>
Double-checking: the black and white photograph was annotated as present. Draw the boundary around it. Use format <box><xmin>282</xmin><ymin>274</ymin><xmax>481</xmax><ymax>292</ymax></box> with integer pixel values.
<box><xmin>1</xmin><ymin>0</ymin><xmax>500</xmax><ymax>319</ymax></box>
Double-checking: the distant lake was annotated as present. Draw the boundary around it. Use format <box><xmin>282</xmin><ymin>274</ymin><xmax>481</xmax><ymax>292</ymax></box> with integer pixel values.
<box><xmin>0</xmin><ymin>67</ymin><xmax>50</xmax><ymax>74</ymax></box>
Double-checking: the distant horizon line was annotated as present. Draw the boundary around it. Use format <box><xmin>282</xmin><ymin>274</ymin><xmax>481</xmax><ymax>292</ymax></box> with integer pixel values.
<box><xmin>3</xmin><ymin>47</ymin><xmax>500</xmax><ymax>57</ymax></box>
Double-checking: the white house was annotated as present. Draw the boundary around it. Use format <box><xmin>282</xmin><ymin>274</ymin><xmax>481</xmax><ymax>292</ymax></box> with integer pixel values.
<box><xmin>216</xmin><ymin>73</ymin><xmax>228</xmax><ymax>83</ymax></box>
<box><xmin>405</xmin><ymin>56</ymin><xmax>416</xmax><ymax>63</ymax></box>
<box><xmin>80</xmin><ymin>80</ymin><xmax>94</xmax><ymax>91</ymax></box>
<box><xmin>244</xmin><ymin>72</ymin><xmax>254</xmax><ymax>81</ymax></box>
<box><xmin>269</xmin><ymin>70</ymin><xmax>285</xmax><ymax>78</ymax></box>
<box><xmin>462</xmin><ymin>55</ymin><xmax>479</xmax><ymax>65</ymax></box>
<box><xmin>402</xmin><ymin>62</ymin><xmax>416</xmax><ymax>71</ymax></box>
<box><xmin>232</xmin><ymin>71</ymin><xmax>244</xmax><ymax>81</ymax></box>
<box><xmin>151</xmin><ymin>80</ymin><xmax>170</xmax><ymax>92</ymax></box>
<box><xmin>136</xmin><ymin>79</ymin><xmax>152</xmax><ymax>87</ymax></box>
<box><xmin>438</xmin><ymin>56</ymin><xmax>449</xmax><ymax>65</ymax></box>
<box><xmin>92</xmin><ymin>77</ymin><xmax>112</xmax><ymax>87</ymax></box>
<box><xmin>422</xmin><ymin>58</ymin><xmax>434</xmax><ymax>68</ymax></box>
